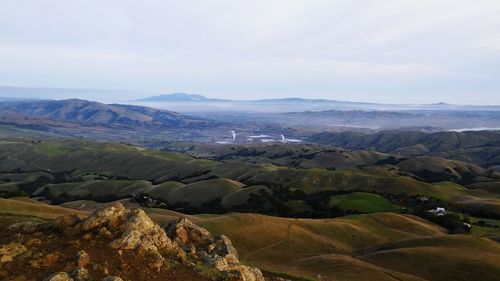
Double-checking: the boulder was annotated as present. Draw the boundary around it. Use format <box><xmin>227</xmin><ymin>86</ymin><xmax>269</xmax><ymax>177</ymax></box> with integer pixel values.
<box><xmin>43</xmin><ymin>272</ymin><xmax>73</xmax><ymax>281</ymax></box>
<box><xmin>222</xmin><ymin>266</ymin><xmax>265</xmax><ymax>281</ymax></box>
<box><xmin>163</xmin><ymin>217</ymin><xmax>264</xmax><ymax>281</ymax></box>
<box><xmin>79</xmin><ymin>202</ymin><xmax>126</xmax><ymax>232</ymax></box>
<box><xmin>204</xmin><ymin>254</ymin><xmax>231</xmax><ymax>271</ymax></box>
<box><xmin>108</xmin><ymin>208</ymin><xmax>178</xmax><ymax>253</ymax></box>
<box><xmin>41</xmin><ymin>252</ymin><xmax>62</xmax><ymax>267</ymax></box>
<box><xmin>109</xmin><ymin>229</ymin><xmax>142</xmax><ymax>250</ymax></box>
<box><xmin>76</xmin><ymin>250</ymin><xmax>90</xmax><ymax>268</ymax></box>
<box><xmin>212</xmin><ymin>234</ymin><xmax>239</xmax><ymax>263</ymax></box>
<box><xmin>237</xmin><ymin>265</ymin><xmax>265</xmax><ymax>281</ymax></box>
<box><xmin>70</xmin><ymin>268</ymin><xmax>91</xmax><ymax>281</ymax></box>
<box><xmin>55</xmin><ymin>215</ymin><xmax>81</xmax><ymax>231</ymax></box>
<box><xmin>164</xmin><ymin>217</ymin><xmax>213</xmax><ymax>247</ymax></box>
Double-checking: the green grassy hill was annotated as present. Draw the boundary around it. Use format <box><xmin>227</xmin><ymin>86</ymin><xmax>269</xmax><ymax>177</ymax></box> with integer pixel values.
<box><xmin>1</xmin><ymin>139</ymin><xmax>499</xmax><ymax>220</ymax></box>
<box><xmin>328</xmin><ymin>192</ymin><xmax>402</xmax><ymax>213</ymax></box>
<box><xmin>32</xmin><ymin>180</ymin><xmax>152</xmax><ymax>203</ymax></box>
<box><xmin>0</xmin><ymin>139</ymin><xmax>216</xmax><ymax>183</ymax></box>
<box><xmin>395</xmin><ymin>156</ymin><xmax>494</xmax><ymax>184</ymax></box>
<box><xmin>166</xmin><ymin>143</ymin><xmax>392</xmax><ymax>170</ymax></box>
<box><xmin>308</xmin><ymin>130</ymin><xmax>500</xmax><ymax>170</ymax></box>
<box><xmin>153</xmin><ymin>178</ymin><xmax>245</xmax><ymax>207</ymax></box>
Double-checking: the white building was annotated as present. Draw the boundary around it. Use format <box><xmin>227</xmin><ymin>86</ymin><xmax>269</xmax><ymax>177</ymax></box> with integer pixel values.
<box><xmin>428</xmin><ymin>207</ymin><xmax>447</xmax><ymax>216</ymax></box>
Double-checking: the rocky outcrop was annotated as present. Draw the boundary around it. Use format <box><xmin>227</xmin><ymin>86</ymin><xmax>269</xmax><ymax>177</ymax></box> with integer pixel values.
<box><xmin>165</xmin><ymin>217</ymin><xmax>264</xmax><ymax>281</ymax></box>
<box><xmin>0</xmin><ymin>202</ymin><xmax>264</xmax><ymax>281</ymax></box>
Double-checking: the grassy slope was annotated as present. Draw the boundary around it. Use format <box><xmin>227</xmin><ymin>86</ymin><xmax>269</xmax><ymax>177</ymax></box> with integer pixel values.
<box><xmin>329</xmin><ymin>192</ymin><xmax>402</xmax><ymax>213</ymax></box>
<box><xmin>33</xmin><ymin>180</ymin><xmax>152</xmax><ymax>199</ymax></box>
<box><xmin>289</xmin><ymin>254</ymin><xmax>426</xmax><ymax>281</ymax></box>
<box><xmin>360</xmin><ymin>235</ymin><xmax>500</xmax><ymax>281</ymax></box>
<box><xmin>0</xmin><ymin>198</ymin><xmax>89</xmax><ymax>219</ymax></box>
<box><xmin>469</xmin><ymin>182</ymin><xmax>500</xmax><ymax>194</ymax></box>
<box><xmin>469</xmin><ymin>217</ymin><xmax>500</xmax><ymax>237</ymax></box>
<box><xmin>4</xmin><ymin>198</ymin><xmax>500</xmax><ymax>281</ymax></box>
<box><xmin>0</xmin><ymin>139</ymin><xmax>215</xmax><ymax>182</ymax></box>
<box><xmin>1</xmin><ymin>140</ymin><xmax>498</xmax><ymax>204</ymax></box>
<box><xmin>0</xmin><ymin>200</ymin><xmax>442</xmax><ymax>278</ymax></box>
<box><xmin>164</xmin><ymin>178</ymin><xmax>245</xmax><ymax>207</ymax></box>
<box><xmin>454</xmin><ymin>196</ymin><xmax>500</xmax><ymax>218</ymax></box>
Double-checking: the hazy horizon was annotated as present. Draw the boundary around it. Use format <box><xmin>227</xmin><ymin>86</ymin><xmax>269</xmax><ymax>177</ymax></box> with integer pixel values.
<box><xmin>1</xmin><ymin>1</ymin><xmax>500</xmax><ymax>104</ymax></box>
<box><xmin>1</xmin><ymin>84</ymin><xmax>500</xmax><ymax>106</ymax></box>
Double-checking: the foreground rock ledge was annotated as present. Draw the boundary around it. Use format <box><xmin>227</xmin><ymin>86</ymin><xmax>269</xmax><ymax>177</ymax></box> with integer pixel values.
<box><xmin>0</xmin><ymin>202</ymin><xmax>264</xmax><ymax>281</ymax></box>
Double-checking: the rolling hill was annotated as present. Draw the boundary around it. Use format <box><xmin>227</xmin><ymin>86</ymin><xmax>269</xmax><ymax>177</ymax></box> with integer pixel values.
<box><xmin>1</xmin><ymin>136</ymin><xmax>499</xmax><ymax>281</ymax></box>
<box><xmin>1</xmin><ymin>138</ymin><xmax>499</xmax><ymax>219</ymax></box>
<box><xmin>309</xmin><ymin>130</ymin><xmax>500</xmax><ymax>167</ymax></box>
<box><xmin>309</xmin><ymin>130</ymin><xmax>500</xmax><ymax>154</ymax></box>
<box><xmin>0</xmin><ymin>99</ymin><xmax>220</xmax><ymax>129</ymax></box>
<box><xmin>359</xmin><ymin>235</ymin><xmax>500</xmax><ymax>281</ymax></box>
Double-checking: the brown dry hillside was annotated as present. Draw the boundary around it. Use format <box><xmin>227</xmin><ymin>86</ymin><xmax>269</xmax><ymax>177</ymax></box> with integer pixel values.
<box><xmin>359</xmin><ymin>235</ymin><xmax>500</xmax><ymax>281</ymax></box>
<box><xmin>289</xmin><ymin>255</ymin><xmax>427</xmax><ymax>281</ymax></box>
<box><xmin>0</xmin><ymin>199</ymin><xmax>428</xmax><ymax>280</ymax></box>
<box><xmin>2</xmin><ymin>198</ymin><xmax>500</xmax><ymax>281</ymax></box>
<box><xmin>0</xmin><ymin>198</ymin><xmax>89</xmax><ymax>219</ymax></box>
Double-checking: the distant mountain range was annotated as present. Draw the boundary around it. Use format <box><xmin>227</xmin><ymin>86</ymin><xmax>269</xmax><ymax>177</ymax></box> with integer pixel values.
<box><xmin>137</xmin><ymin>94</ymin><xmax>374</xmax><ymax>105</ymax></box>
<box><xmin>135</xmin><ymin>93</ymin><xmax>500</xmax><ymax>113</ymax></box>
<box><xmin>137</xmin><ymin>93</ymin><xmax>386</xmax><ymax>107</ymax></box>
<box><xmin>2</xmin><ymin>86</ymin><xmax>500</xmax><ymax>112</ymax></box>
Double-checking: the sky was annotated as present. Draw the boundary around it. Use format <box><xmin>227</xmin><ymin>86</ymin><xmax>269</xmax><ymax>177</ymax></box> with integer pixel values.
<box><xmin>1</xmin><ymin>0</ymin><xmax>500</xmax><ymax>104</ymax></box>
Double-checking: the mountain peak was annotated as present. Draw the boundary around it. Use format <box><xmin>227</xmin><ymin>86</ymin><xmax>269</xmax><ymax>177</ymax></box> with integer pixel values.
<box><xmin>137</xmin><ymin>93</ymin><xmax>208</xmax><ymax>102</ymax></box>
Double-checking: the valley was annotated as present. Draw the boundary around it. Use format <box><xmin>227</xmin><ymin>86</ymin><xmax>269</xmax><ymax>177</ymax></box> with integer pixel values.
<box><xmin>1</xmin><ymin>97</ymin><xmax>500</xmax><ymax>280</ymax></box>
<box><xmin>1</xmin><ymin>135</ymin><xmax>500</xmax><ymax>280</ymax></box>
<box><xmin>3</xmin><ymin>1</ymin><xmax>500</xmax><ymax>279</ymax></box>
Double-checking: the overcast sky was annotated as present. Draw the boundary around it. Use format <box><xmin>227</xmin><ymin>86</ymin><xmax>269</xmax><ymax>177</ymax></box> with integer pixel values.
<box><xmin>1</xmin><ymin>0</ymin><xmax>500</xmax><ymax>104</ymax></box>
